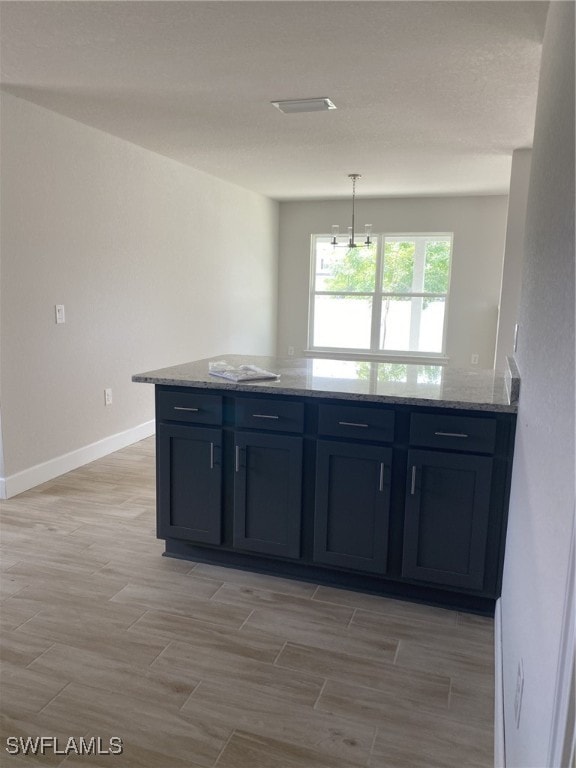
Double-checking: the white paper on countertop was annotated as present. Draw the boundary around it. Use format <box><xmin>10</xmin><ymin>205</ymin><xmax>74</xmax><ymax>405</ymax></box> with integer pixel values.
<box><xmin>208</xmin><ymin>361</ymin><xmax>280</xmax><ymax>382</ymax></box>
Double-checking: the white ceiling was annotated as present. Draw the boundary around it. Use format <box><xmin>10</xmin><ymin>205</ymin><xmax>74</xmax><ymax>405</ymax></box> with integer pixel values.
<box><xmin>0</xmin><ymin>1</ymin><xmax>548</xmax><ymax>200</ymax></box>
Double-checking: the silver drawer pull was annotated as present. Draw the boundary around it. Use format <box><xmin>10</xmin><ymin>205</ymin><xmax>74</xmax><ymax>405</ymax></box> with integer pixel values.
<box><xmin>379</xmin><ymin>463</ymin><xmax>385</xmax><ymax>492</ymax></box>
<box><xmin>235</xmin><ymin>446</ymin><xmax>240</xmax><ymax>472</ymax></box>
<box><xmin>434</xmin><ymin>431</ymin><xmax>469</xmax><ymax>438</ymax></box>
<box><xmin>338</xmin><ymin>421</ymin><xmax>369</xmax><ymax>428</ymax></box>
<box><xmin>210</xmin><ymin>442</ymin><xmax>214</xmax><ymax>470</ymax></box>
<box><xmin>411</xmin><ymin>466</ymin><xmax>417</xmax><ymax>495</ymax></box>
<box><xmin>252</xmin><ymin>414</ymin><xmax>280</xmax><ymax>420</ymax></box>
<box><xmin>173</xmin><ymin>406</ymin><xmax>200</xmax><ymax>412</ymax></box>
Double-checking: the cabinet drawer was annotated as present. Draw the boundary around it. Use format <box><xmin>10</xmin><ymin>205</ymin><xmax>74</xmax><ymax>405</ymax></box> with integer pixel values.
<box><xmin>156</xmin><ymin>390</ymin><xmax>223</xmax><ymax>425</ymax></box>
<box><xmin>235</xmin><ymin>398</ymin><xmax>304</xmax><ymax>433</ymax></box>
<box><xmin>318</xmin><ymin>403</ymin><xmax>394</xmax><ymax>443</ymax></box>
<box><xmin>409</xmin><ymin>413</ymin><xmax>496</xmax><ymax>454</ymax></box>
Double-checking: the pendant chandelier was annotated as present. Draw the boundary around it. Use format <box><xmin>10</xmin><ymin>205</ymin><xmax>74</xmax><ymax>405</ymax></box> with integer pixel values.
<box><xmin>331</xmin><ymin>174</ymin><xmax>372</xmax><ymax>248</ymax></box>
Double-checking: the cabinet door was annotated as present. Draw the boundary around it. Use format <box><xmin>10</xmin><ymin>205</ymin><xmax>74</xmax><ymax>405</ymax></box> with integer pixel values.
<box><xmin>157</xmin><ymin>423</ymin><xmax>222</xmax><ymax>544</ymax></box>
<box><xmin>402</xmin><ymin>449</ymin><xmax>493</xmax><ymax>590</ymax></box>
<box><xmin>233</xmin><ymin>432</ymin><xmax>302</xmax><ymax>559</ymax></box>
<box><xmin>314</xmin><ymin>440</ymin><xmax>392</xmax><ymax>574</ymax></box>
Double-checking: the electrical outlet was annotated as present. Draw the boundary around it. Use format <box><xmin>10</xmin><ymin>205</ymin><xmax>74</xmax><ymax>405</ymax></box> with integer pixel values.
<box><xmin>104</xmin><ymin>388</ymin><xmax>113</xmax><ymax>406</ymax></box>
<box><xmin>288</xmin><ymin>346</ymin><xmax>295</xmax><ymax>357</ymax></box>
<box><xmin>55</xmin><ymin>304</ymin><xmax>65</xmax><ymax>324</ymax></box>
<box><xmin>471</xmin><ymin>354</ymin><xmax>479</xmax><ymax>365</ymax></box>
<box><xmin>514</xmin><ymin>658</ymin><xmax>524</xmax><ymax>728</ymax></box>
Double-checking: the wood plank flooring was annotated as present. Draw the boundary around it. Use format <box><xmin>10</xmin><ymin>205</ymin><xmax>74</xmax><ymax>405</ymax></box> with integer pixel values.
<box><xmin>0</xmin><ymin>438</ymin><xmax>494</xmax><ymax>767</ymax></box>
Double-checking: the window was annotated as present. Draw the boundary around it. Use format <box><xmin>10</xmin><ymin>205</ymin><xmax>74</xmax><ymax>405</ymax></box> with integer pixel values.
<box><xmin>309</xmin><ymin>233</ymin><xmax>452</xmax><ymax>357</ymax></box>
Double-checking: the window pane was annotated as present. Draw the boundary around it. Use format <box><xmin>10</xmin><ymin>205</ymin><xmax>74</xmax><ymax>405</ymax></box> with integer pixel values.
<box><xmin>315</xmin><ymin>241</ymin><xmax>376</xmax><ymax>292</ymax></box>
<box><xmin>380</xmin><ymin>297</ymin><xmax>445</xmax><ymax>353</ymax></box>
<box><xmin>313</xmin><ymin>295</ymin><xmax>372</xmax><ymax>349</ymax></box>
<box><xmin>382</xmin><ymin>239</ymin><xmax>415</xmax><ymax>292</ymax></box>
<box><xmin>419</xmin><ymin>297</ymin><xmax>446</xmax><ymax>352</ymax></box>
<box><xmin>380</xmin><ymin>297</ymin><xmax>411</xmax><ymax>350</ymax></box>
<box><xmin>424</xmin><ymin>238</ymin><xmax>451</xmax><ymax>293</ymax></box>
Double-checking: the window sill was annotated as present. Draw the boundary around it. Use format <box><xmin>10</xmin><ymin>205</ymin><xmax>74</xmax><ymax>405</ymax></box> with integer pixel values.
<box><xmin>303</xmin><ymin>349</ymin><xmax>450</xmax><ymax>366</ymax></box>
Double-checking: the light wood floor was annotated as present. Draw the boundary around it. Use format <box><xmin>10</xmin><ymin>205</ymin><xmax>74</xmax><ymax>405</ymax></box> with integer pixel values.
<box><xmin>1</xmin><ymin>437</ymin><xmax>494</xmax><ymax>767</ymax></box>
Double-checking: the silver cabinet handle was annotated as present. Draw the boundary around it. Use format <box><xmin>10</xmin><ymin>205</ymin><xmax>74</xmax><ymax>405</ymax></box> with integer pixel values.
<box><xmin>235</xmin><ymin>445</ymin><xmax>240</xmax><ymax>472</ymax></box>
<box><xmin>338</xmin><ymin>421</ymin><xmax>369</xmax><ymax>428</ymax></box>
<box><xmin>252</xmin><ymin>414</ymin><xmax>280</xmax><ymax>420</ymax></box>
<box><xmin>379</xmin><ymin>463</ymin><xmax>385</xmax><ymax>492</ymax></box>
<box><xmin>173</xmin><ymin>406</ymin><xmax>199</xmax><ymax>412</ymax></box>
<box><xmin>410</xmin><ymin>466</ymin><xmax>417</xmax><ymax>495</ymax></box>
<box><xmin>210</xmin><ymin>442</ymin><xmax>214</xmax><ymax>470</ymax></box>
<box><xmin>434</xmin><ymin>431</ymin><xmax>469</xmax><ymax>438</ymax></box>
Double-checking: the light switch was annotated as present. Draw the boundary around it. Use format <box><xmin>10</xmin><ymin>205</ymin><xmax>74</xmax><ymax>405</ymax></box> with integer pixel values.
<box><xmin>55</xmin><ymin>305</ymin><xmax>65</xmax><ymax>324</ymax></box>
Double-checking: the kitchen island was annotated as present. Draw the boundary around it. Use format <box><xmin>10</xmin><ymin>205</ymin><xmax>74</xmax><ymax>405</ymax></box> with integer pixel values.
<box><xmin>133</xmin><ymin>355</ymin><xmax>518</xmax><ymax>614</ymax></box>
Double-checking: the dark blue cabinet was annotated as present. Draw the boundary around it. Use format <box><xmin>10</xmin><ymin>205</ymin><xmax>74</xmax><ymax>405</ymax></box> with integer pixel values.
<box><xmin>402</xmin><ymin>449</ymin><xmax>493</xmax><ymax>590</ymax></box>
<box><xmin>314</xmin><ymin>440</ymin><xmax>392</xmax><ymax>574</ymax></box>
<box><xmin>154</xmin><ymin>386</ymin><xmax>515</xmax><ymax>613</ymax></box>
<box><xmin>233</xmin><ymin>431</ymin><xmax>303</xmax><ymax>559</ymax></box>
<box><xmin>157</xmin><ymin>423</ymin><xmax>222</xmax><ymax>545</ymax></box>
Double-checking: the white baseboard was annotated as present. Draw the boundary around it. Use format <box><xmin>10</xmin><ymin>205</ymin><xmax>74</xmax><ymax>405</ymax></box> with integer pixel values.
<box><xmin>494</xmin><ymin>598</ymin><xmax>506</xmax><ymax>768</ymax></box>
<box><xmin>0</xmin><ymin>421</ymin><xmax>155</xmax><ymax>499</ymax></box>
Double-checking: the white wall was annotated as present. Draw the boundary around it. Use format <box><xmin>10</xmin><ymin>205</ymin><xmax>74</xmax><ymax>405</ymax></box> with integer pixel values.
<box><xmin>0</xmin><ymin>92</ymin><xmax>278</xmax><ymax>489</ymax></box>
<box><xmin>277</xmin><ymin>196</ymin><xmax>508</xmax><ymax>368</ymax></box>
<box><xmin>500</xmin><ymin>2</ymin><xmax>575</xmax><ymax>766</ymax></box>
<box><xmin>494</xmin><ymin>149</ymin><xmax>532</xmax><ymax>370</ymax></box>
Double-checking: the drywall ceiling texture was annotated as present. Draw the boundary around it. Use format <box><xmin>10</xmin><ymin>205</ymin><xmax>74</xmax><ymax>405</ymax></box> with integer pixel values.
<box><xmin>0</xmin><ymin>1</ymin><xmax>548</xmax><ymax>199</ymax></box>
<box><xmin>0</xmin><ymin>92</ymin><xmax>278</xmax><ymax>481</ymax></box>
<box><xmin>277</xmin><ymin>196</ymin><xmax>508</xmax><ymax>368</ymax></box>
<box><xmin>500</xmin><ymin>2</ymin><xmax>575</xmax><ymax>766</ymax></box>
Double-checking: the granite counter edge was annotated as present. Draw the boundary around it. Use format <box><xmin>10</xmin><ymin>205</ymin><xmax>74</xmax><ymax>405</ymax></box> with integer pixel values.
<box><xmin>132</xmin><ymin>374</ymin><xmax>518</xmax><ymax>414</ymax></box>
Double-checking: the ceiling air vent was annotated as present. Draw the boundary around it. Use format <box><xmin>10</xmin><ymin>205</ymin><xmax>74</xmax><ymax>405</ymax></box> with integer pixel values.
<box><xmin>271</xmin><ymin>98</ymin><xmax>337</xmax><ymax>114</ymax></box>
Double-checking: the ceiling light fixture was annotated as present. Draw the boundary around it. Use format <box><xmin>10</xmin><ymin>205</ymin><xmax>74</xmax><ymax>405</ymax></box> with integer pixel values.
<box><xmin>331</xmin><ymin>174</ymin><xmax>372</xmax><ymax>249</ymax></box>
<box><xmin>271</xmin><ymin>97</ymin><xmax>337</xmax><ymax>114</ymax></box>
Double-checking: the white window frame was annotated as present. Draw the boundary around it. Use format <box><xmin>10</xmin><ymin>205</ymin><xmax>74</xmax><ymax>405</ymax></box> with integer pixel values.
<box><xmin>307</xmin><ymin>232</ymin><xmax>453</xmax><ymax>361</ymax></box>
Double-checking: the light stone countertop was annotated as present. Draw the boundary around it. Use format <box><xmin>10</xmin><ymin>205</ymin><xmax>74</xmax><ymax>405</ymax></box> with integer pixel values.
<box><xmin>133</xmin><ymin>354</ymin><xmax>518</xmax><ymax>413</ymax></box>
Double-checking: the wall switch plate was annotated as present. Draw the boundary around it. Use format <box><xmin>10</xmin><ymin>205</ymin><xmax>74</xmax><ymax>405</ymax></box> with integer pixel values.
<box><xmin>471</xmin><ymin>354</ymin><xmax>479</xmax><ymax>365</ymax></box>
<box><xmin>104</xmin><ymin>388</ymin><xmax>113</xmax><ymax>406</ymax></box>
<box><xmin>514</xmin><ymin>658</ymin><xmax>524</xmax><ymax>728</ymax></box>
<box><xmin>288</xmin><ymin>346</ymin><xmax>295</xmax><ymax>356</ymax></box>
<box><xmin>55</xmin><ymin>304</ymin><xmax>65</xmax><ymax>324</ymax></box>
